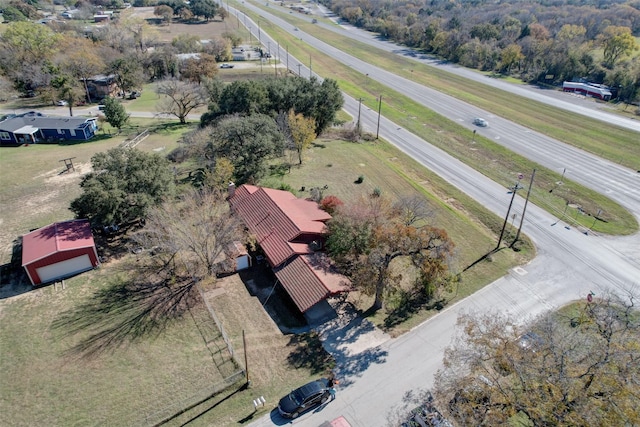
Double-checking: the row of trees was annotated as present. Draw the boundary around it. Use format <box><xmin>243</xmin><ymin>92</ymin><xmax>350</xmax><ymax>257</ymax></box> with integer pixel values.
<box><xmin>321</xmin><ymin>0</ymin><xmax>640</xmax><ymax>104</ymax></box>
<box><xmin>71</xmin><ymin>75</ymin><xmax>344</xmax><ymax>227</ymax></box>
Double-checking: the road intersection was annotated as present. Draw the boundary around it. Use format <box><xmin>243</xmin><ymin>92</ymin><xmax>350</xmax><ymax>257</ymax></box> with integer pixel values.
<box><xmin>237</xmin><ymin>4</ymin><xmax>640</xmax><ymax>426</ymax></box>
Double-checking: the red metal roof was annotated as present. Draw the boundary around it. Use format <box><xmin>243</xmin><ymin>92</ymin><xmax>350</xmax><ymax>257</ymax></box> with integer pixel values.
<box><xmin>274</xmin><ymin>253</ymin><xmax>351</xmax><ymax>312</ymax></box>
<box><xmin>229</xmin><ymin>185</ymin><xmax>331</xmax><ymax>266</ymax></box>
<box><xmin>22</xmin><ymin>219</ymin><xmax>96</xmax><ymax>266</ymax></box>
<box><xmin>230</xmin><ymin>185</ymin><xmax>350</xmax><ymax>312</ymax></box>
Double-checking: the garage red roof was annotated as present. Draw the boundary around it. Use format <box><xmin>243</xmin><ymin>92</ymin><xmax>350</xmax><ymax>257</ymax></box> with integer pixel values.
<box><xmin>22</xmin><ymin>219</ymin><xmax>95</xmax><ymax>266</ymax></box>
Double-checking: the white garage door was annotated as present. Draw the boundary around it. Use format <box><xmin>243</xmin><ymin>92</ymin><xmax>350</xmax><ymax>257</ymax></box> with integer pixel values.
<box><xmin>236</xmin><ymin>255</ymin><xmax>250</xmax><ymax>271</ymax></box>
<box><xmin>36</xmin><ymin>254</ymin><xmax>92</xmax><ymax>284</ymax></box>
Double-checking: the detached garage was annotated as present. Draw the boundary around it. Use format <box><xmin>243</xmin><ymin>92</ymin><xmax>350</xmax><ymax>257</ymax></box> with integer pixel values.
<box><xmin>22</xmin><ymin>219</ymin><xmax>100</xmax><ymax>286</ymax></box>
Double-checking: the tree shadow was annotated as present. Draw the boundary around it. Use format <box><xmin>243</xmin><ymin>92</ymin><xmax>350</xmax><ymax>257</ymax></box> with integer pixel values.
<box><xmin>286</xmin><ymin>331</ymin><xmax>336</xmax><ymax>375</ymax></box>
<box><xmin>382</xmin><ymin>290</ymin><xmax>447</xmax><ymax>330</ymax></box>
<box><xmin>51</xmin><ymin>276</ymin><xmax>199</xmax><ymax>359</ymax></box>
<box><xmin>332</xmin><ymin>346</ymin><xmax>388</xmax><ymax>387</ymax></box>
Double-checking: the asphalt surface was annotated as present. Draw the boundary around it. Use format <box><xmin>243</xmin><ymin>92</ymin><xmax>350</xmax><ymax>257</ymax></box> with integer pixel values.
<box><xmin>235</xmin><ymin>4</ymin><xmax>640</xmax><ymax>427</ymax></box>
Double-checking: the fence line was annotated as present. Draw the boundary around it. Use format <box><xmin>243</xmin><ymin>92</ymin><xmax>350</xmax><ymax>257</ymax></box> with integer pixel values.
<box><xmin>120</xmin><ymin>128</ymin><xmax>149</xmax><ymax>149</ymax></box>
<box><xmin>196</xmin><ymin>282</ymin><xmax>237</xmax><ymax>361</ymax></box>
<box><xmin>140</xmin><ymin>370</ymin><xmax>246</xmax><ymax>427</ymax></box>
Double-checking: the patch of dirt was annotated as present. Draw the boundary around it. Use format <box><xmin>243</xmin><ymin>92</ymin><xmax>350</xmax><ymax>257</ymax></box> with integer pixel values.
<box><xmin>0</xmin><ymin>163</ymin><xmax>91</xmax><ymax>265</ymax></box>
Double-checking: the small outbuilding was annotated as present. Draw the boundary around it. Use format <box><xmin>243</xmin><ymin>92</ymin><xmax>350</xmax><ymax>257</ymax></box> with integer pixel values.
<box><xmin>22</xmin><ymin>219</ymin><xmax>100</xmax><ymax>286</ymax></box>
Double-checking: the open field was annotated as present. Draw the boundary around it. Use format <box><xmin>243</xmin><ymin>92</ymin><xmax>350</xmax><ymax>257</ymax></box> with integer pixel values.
<box><xmin>0</xmin><ymin>265</ymin><xmax>242</xmax><ymax>427</ymax></box>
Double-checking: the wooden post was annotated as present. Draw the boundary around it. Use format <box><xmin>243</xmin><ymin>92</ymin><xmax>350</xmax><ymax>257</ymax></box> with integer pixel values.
<box><xmin>243</xmin><ymin>329</ymin><xmax>250</xmax><ymax>386</ymax></box>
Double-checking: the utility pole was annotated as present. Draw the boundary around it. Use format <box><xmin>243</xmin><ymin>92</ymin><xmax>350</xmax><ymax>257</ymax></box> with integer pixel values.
<box><xmin>376</xmin><ymin>95</ymin><xmax>382</xmax><ymax>139</ymax></box>
<box><xmin>286</xmin><ymin>45</ymin><xmax>289</xmax><ymax>72</ymax></box>
<box><xmin>513</xmin><ymin>169</ymin><xmax>535</xmax><ymax>246</ymax></box>
<box><xmin>297</xmin><ymin>63</ymin><xmax>302</xmax><ymax>76</ymax></box>
<box><xmin>497</xmin><ymin>181</ymin><xmax>522</xmax><ymax>249</ymax></box>
<box><xmin>309</xmin><ymin>55</ymin><xmax>312</xmax><ymax>78</ymax></box>
<box><xmin>356</xmin><ymin>98</ymin><xmax>363</xmax><ymax>136</ymax></box>
<box><xmin>243</xmin><ymin>330</ymin><xmax>250</xmax><ymax>386</ymax></box>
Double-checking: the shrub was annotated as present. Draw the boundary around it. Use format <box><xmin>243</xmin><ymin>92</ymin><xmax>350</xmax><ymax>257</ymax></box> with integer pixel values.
<box><xmin>319</xmin><ymin>195</ymin><xmax>344</xmax><ymax>214</ymax></box>
<box><xmin>355</xmin><ymin>175</ymin><xmax>364</xmax><ymax>184</ymax></box>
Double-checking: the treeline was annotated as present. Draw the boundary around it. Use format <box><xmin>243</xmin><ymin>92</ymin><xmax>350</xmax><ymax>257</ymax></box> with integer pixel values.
<box><xmin>319</xmin><ymin>0</ymin><xmax>640</xmax><ymax>103</ymax></box>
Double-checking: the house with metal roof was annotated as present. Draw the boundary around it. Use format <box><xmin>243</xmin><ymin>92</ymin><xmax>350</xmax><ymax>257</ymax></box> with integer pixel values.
<box><xmin>228</xmin><ymin>184</ymin><xmax>351</xmax><ymax>315</ymax></box>
<box><xmin>22</xmin><ymin>219</ymin><xmax>100</xmax><ymax>286</ymax></box>
<box><xmin>0</xmin><ymin>112</ymin><xmax>98</xmax><ymax>145</ymax></box>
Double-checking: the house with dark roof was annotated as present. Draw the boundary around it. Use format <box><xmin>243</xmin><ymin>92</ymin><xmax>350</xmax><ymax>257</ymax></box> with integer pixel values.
<box><xmin>22</xmin><ymin>219</ymin><xmax>100</xmax><ymax>286</ymax></box>
<box><xmin>228</xmin><ymin>184</ymin><xmax>350</xmax><ymax>316</ymax></box>
<box><xmin>0</xmin><ymin>112</ymin><xmax>98</xmax><ymax>145</ymax></box>
<box><xmin>86</xmin><ymin>74</ymin><xmax>118</xmax><ymax>100</ymax></box>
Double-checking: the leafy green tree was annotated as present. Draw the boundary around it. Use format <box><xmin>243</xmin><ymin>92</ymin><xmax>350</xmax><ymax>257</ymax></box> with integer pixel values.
<box><xmin>287</xmin><ymin>110</ymin><xmax>316</xmax><ymax>165</ymax></box>
<box><xmin>499</xmin><ymin>44</ymin><xmax>523</xmax><ymax>74</ymax></box>
<box><xmin>102</xmin><ymin>97</ymin><xmax>129</xmax><ymax>132</ymax></box>
<box><xmin>311</xmin><ymin>79</ymin><xmax>343</xmax><ymax>134</ymax></box>
<box><xmin>171</xmin><ymin>33</ymin><xmax>200</xmax><ymax>53</ymax></box>
<box><xmin>145</xmin><ymin>47</ymin><xmax>178</xmax><ymax>81</ymax></box>
<box><xmin>201</xmin><ymin>77</ymin><xmax>343</xmax><ymax>134</ymax></box>
<box><xmin>189</xmin><ymin>0</ymin><xmax>218</xmax><ymax>21</ymax></box>
<box><xmin>209</xmin><ymin>114</ymin><xmax>285</xmax><ymax>184</ymax></box>
<box><xmin>51</xmin><ymin>71</ymin><xmax>84</xmax><ymax>116</ymax></box>
<box><xmin>599</xmin><ymin>26</ymin><xmax>637</xmax><ymax>69</ymax></box>
<box><xmin>109</xmin><ymin>55</ymin><xmax>145</xmax><ymax>98</ymax></box>
<box><xmin>1</xmin><ymin>6</ymin><xmax>27</xmax><ymax>22</ymax></box>
<box><xmin>0</xmin><ymin>21</ymin><xmax>60</xmax><ymax>91</ymax></box>
<box><xmin>71</xmin><ymin>148</ymin><xmax>175</xmax><ymax>227</ymax></box>
<box><xmin>218</xmin><ymin>80</ymin><xmax>270</xmax><ymax>115</ymax></box>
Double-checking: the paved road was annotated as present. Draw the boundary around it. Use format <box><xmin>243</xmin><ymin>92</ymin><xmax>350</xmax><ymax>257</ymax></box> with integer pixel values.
<box><xmin>237</xmin><ymin>4</ymin><xmax>640</xmax><ymax>427</ymax></box>
<box><xmin>239</xmin><ymin>3</ymin><xmax>640</xmax><ymax>214</ymax></box>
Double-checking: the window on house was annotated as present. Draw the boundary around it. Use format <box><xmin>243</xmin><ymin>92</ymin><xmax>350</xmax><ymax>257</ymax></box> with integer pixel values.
<box><xmin>0</xmin><ymin>132</ymin><xmax>11</xmax><ymax>140</ymax></box>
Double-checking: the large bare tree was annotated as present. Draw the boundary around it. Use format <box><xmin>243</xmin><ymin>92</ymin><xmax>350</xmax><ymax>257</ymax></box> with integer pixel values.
<box><xmin>433</xmin><ymin>291</ymin><xmax>640</xmax><ymax>426</ymax></box>
<box><xmin>156</xmin><ymin>79</ymin><xmax>207</xmax><ymax>124</ymax></box>
<box><xmin>133</xmin><ymin>189</ymin><xmax>244</xmax><ymax>281</ymax></box>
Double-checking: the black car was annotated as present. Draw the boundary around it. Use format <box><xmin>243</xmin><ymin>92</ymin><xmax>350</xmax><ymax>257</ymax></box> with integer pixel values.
<box><xmin>278</xmin><ymin>378</ymin><xmax>332</xmax><ymax>419</ymax></box>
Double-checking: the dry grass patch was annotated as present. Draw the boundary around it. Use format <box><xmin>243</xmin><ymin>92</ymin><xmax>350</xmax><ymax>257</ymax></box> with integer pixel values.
<box><xmin>0</xmin><ymin>264</ymin><xmax>241</xmax><ymax>427</ymax></box>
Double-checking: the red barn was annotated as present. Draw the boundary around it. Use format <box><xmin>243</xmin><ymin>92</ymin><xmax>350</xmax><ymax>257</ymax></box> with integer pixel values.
<box><xmin>22</xmin><ymin>219</ymin><xmax>100</xmax><ymax>286</ymax></box>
